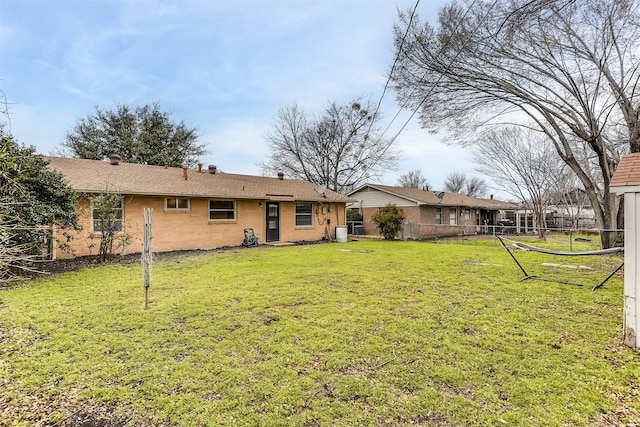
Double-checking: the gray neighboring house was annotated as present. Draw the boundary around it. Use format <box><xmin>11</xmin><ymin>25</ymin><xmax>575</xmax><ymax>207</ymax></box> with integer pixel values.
<box><xmin>347</xmin><ymin>184</ymin><xmax>516</xmax><ymax>239</ymax></box>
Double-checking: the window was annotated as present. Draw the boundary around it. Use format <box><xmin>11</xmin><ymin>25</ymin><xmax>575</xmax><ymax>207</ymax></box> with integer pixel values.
<box><xmin>435</xmin><ymin>208</ymin><xmax>442</xmax><ymax>225</ymax></box>
<box><xmin>465</xmin><ymin>209</ymin><xmax>471</xmax><ymax>220</ymax></box>
<box><xmin>92</xmin><ymin>196</ymin><xmax>123</xmax><ymax>233</ymax></box>
<box><xmin>209</xmin><ymin>200</ymin><xmax>236</xmax><ymax>220</ymax></box>
<box><xmin>166</xmin><ymin>197</ymin><xmax>190</xmax><ymax>210</ymax></box>
<box><xmin>449</xmin><ymin>208</ymin><xmax>457</xmax><ymax>225</ymax></box>
<box><xmin>296</xmin><ymin>202</ymin><xmax>313</xmax><ymax>226</ymax></box>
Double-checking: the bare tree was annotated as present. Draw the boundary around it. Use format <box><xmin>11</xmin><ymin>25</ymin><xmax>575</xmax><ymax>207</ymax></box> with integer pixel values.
<box><xmin>444</xmin><ymin>171</ymin><xmax>487</xmax><ymax>197</ymax></box>
<box><xmin>444</xmin><ymin>172</ymin><xmax>465</xmax><ymax>193</ymax></box>
<box><xmin>0</xmin><ymin>210</ymin><xmax>45</xmax><ymax>283</ymax></box>
<box><xmin>553</xmin><ymin>186</ymin><xmax>592</xmax><ymax>231</ymax></box>
<box><xmin>398</xmin><ymin>169</ymin><xmax>430</xmax><ymax>189</ymax></box>
<box><xmin>473</xmin><ymin>127</ymin><xmax>572</xmax><ymax>238</ymax></box>
<box><xmin>261</xmin><ymin>100</ymin><xmax>399</xmax><ymax>193</ymax></box>
<box><xmin>465</xmin><ymin>176</ymin><xmax>488</xmax><ymax>198</ymax></box>
<box><xmin>88</xmin><ymin>191</ymin><xmax>132</xmax><ymax>261</ymax></box>
<box><xmin>392</xmin><ymin>0</ymin><xmax>639</xmax><ymax>247</ymax></box>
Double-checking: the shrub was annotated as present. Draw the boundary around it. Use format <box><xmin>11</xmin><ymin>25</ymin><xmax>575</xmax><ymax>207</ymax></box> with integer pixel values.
<box><xmin>1</xmin><ymin>131</ymin><xmax>79</xmax><ymax>282</ymax></box>
<box><xmin>371</xmin><ymin>204</ymin><xmax>405</xmax><ymax>240</ymax></box>
<box><xmin>347</xmin><ymin>209</ymin><xmax>363</xmax><ymax>222</ymax></box>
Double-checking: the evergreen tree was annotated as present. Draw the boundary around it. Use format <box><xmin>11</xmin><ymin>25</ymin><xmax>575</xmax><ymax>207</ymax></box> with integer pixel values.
<box><xmin>1</xmin><ymin>129</ymin><xmax>79</xmax><ymax>278</ymax></box>
<box><xmin>63</xmin><ymin>103</ymin><xmax>206</xmax><ymax>167</ymax></box>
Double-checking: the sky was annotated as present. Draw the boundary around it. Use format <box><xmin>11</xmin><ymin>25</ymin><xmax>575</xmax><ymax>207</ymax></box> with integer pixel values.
<box><xmin>0</xmin><ymin>0</ymin><xmax>491</xmax><ymax>195</ymax></box>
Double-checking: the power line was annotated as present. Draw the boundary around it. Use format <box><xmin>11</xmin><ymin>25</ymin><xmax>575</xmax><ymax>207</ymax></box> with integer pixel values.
<box><xmin>365</xmin><ymin>0</ymin><xmax>422</xmax><ymax>137</ymax></box>
<box><xmin>362</xmin><ymin>0</ymin><xmax>501</xmax><ymax>179</ymax></box>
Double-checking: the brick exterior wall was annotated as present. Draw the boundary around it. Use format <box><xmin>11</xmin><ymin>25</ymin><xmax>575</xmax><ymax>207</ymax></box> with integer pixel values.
<box><xmin>360</xmin><ymin>205</ymin><xmax>483</xmax><ymax>239</ymax></box>
<box><xmin>54</xmin><ymin>195</ymin><xmax>346</xmax><ymax>259</ymax></box>
<box><xmin>361</xmin><ymin>207</ymin><xmax>380</xmax><ymax>236</ymax></box>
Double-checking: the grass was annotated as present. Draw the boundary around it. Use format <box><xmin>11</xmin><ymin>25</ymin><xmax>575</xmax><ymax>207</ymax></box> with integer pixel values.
<box><xmin>1</xmin><ymin>238</ymin><xmax>639</xmax><ymax>426</ymax></box>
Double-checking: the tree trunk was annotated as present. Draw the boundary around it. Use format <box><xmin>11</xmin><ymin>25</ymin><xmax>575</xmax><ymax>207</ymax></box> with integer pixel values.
<box><xmin>595</xmin><ymin>192</ymin><xmax>618</xmax><ymax>249</ymax></box>
<box><xmin>535</xmin><ymin>207</ymin><xmax>546</xmax><ymax>240</ymax></box>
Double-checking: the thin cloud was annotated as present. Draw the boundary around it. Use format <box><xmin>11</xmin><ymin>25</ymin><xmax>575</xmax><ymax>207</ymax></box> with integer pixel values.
<box><xmin>1</xmin><ymin>0</ymin><xmax>484</xmax><ymax>196</ymax></box>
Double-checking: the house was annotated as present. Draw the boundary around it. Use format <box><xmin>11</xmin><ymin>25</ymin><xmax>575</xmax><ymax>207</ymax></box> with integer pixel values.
<box><xmin>347</xmin><ymin>184</ymin><xmax>516</xmax><ymax>239</ymax></box>
<box><xmin>500</xmin><ymin>189</ymin><xmax>597</xmax><ymax>233</ymax></box>
<box><xmin>548</xmin><ymin>189</ymin><xmax>596</xmax><ymax>229</ymax></box>
<box><xmin>46</xmin><ymin>155</ymin><xmax>353</xmax><ymax>259</ymax></box>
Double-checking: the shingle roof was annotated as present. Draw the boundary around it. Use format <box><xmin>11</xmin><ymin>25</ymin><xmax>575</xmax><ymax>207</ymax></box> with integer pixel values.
<box><xmin>45</xmin><ymin>157</ymin><xmax>353</xmax><ymax>203</ymax></box>
<box><xmin>611</xmin><ymin>153</ymin><xmax>640</xmax><ymax>188</ymax></box>
<box><xmin>349</xmin><ymin>183</ymin><xmax>516</xmax><ymax>209</ymax></box>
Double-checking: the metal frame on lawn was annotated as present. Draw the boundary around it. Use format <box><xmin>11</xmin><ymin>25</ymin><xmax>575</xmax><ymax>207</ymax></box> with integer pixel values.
<box><xmin>496</xmin><ymin>235</ymin><xmax>624</xmax><ymax>291</ymax></box>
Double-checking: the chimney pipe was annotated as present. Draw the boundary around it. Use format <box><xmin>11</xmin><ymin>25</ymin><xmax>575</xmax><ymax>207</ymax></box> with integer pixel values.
<box><xmin>183</xmin><ymin>166</ymin><xmax>188</xmax><ymax>180</ymax></box>
<box><xmin>278</xmin><ymin>172</ymin><xmax>284</xmax><ymax>180</ymax></box>
<box><xmin>197</xmin><ymin>162</ymin><xmax>203</xmax><ymax>173</ymax></box>
<box><xmin>109</xmin><ymin>153</ymin><xmax>121</xmax><ymax>165</ymax></box>
<box><xmin>490</xmin><ymin>194</ymin><xmax>494</xmax><ymax>200</ymax></box>
<box><xmin>208</xmin><ymin>165</ymin><xmax>217</xmax><ymax>174</ymax></box>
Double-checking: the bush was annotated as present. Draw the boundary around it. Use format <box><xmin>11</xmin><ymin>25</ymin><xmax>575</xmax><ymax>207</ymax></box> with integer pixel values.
<box><xmin>1</xmin><ymin>131</ymin><xmax>79</xmax><ymax>282</ymax></box>
<box><xmin>347</xmin><ymin>209</ymin><xmax>363</xmax><ymax>222</ymax></box>
<box><xmin>371</xmin><ymin>204</ymin><xmax>405</xmax><ymax>240</ymax></box>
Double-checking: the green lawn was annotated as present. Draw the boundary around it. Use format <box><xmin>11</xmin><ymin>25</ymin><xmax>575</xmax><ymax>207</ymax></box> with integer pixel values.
<box><xmin>1</xmin><ymin>238</ymin><xmax>639</xmax><ymax>426</ymax></box>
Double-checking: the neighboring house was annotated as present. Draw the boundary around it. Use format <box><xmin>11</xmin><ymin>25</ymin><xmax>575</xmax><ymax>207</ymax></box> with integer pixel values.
<box><xmin>547</xmin><ymin>188</ymin><xmax>596</xmax><ymax>230</ymax></box>
<box><xmin>347</xmin><ymin>184</ymin><xmax>516</xmax><ymax>239</ymax></box>
<box><xmin>500</xmin><ymin>190</ymin><xmax>597</xmax><ymax>233</ymax></box>
<box><xmin>503</xmin><ymin>205</ymin><xmax>597</xmax><ymax>233</ymax></box>
<box><xmin>46</xmin><ymin>156</ymin><xmax>353</xmax><ymax>259</ymax></box>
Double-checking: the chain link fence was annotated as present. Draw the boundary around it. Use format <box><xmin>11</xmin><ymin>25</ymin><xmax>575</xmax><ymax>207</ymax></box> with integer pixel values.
<box><xmin>399</xmin><ymin>221</ymin><xmax>623</xmax><ymax>248</ymax></box>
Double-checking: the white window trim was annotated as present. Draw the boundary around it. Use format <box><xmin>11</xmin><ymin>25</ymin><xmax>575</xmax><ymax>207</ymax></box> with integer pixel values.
<box><xmin>449</xmin><ymin>208</ymin><xmax>457</xmax><ymax>225</ymax></box>
<box><xmin>91</xmin><ymin>197</ymin><xmax>124</xmax><ymax>234</ymax></box>
<box><xmin>209</xmin><ymin>199</ymin><xmax>237</xmax><ymax>221</ymax></box>
<box><xmin>295</xmin><ymin>202</ymin><xmax>314</xmax><ymax>227</ymax></box>
<box><xmin>165</xmin><ymin>197</ymin><xmax>191</xmax><ymax>211</ymax></box>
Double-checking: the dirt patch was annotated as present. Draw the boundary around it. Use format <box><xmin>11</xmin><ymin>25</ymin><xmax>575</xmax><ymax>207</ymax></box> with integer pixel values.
<box><xmin>39</xmin><ymin>248</ymin><xmax>233</xmax><ymax>275</ymax></box>
<box><xmin>0</xmin><ymin>392</ymin><xmax>163</xmax><ymax>427</ymax></box>
<box><xmin>1</xmin><ymin>240</ymin><xmax>332</xmax><ymax>289</ymax></box>
<box><xmin>57</xmin><ymin>406</ymin><xmax>133</xmax><ymax>427</ymax></box>
<box><xmin>43</xmin><ymin>240</ymin><xmax>331</xmax><ymax>275</ymax></box>
<box><xmin>0</xmin><ymin>248</ymin><xmax>235</xmax><ymax>289</ymax></box>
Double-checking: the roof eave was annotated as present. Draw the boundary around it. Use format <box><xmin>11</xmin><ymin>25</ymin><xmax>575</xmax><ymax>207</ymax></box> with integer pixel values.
<box><xmin>610</xmin><ymin>185</ymin><xmax>640</xmax><ymax>195</ymax></box>
<box><xmin>353</xmin><ymin>183</ymin><xmax>425</xmax><ymax>204</ymax></box>
<box><xmin>73</xmin><ymin>189</ymin><xmax>352</xmax><ymax>203</ymax></box>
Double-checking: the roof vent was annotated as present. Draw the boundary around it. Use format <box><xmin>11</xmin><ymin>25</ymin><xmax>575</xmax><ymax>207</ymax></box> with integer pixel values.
<box><xmin>208</xmin><ymin>165</ymin><xmax>217</xmax><ymax>174</ymax></box>
<box><xmin>278</xmin><ymin>172</ymin><xmax>284</xmax><ymax>180</ymax></box>
<box><xmin>182</xmin><ymin>166</ymin><xmax>188</xmax><ymax>180</ymax></box>
<box><xmin>197</xmin><ymin>162</ymin><xmax>203</xmax><ymax>173</ymax></box>
<box><xmin>109</xmin><ymin>154</ymin><xmax>121</xmax><ymax>165</ymax></box>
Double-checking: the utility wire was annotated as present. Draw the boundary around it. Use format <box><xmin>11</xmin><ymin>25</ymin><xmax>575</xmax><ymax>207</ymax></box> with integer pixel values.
<box><xmin>365</xmin><ymin>0</ymin><xmax>422</xmax><ymax>138</ymax></box>
<box><xmin>361</xmin><ymin>0</ymin><xmax>501</xmax><ymax>178</ymax></box>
